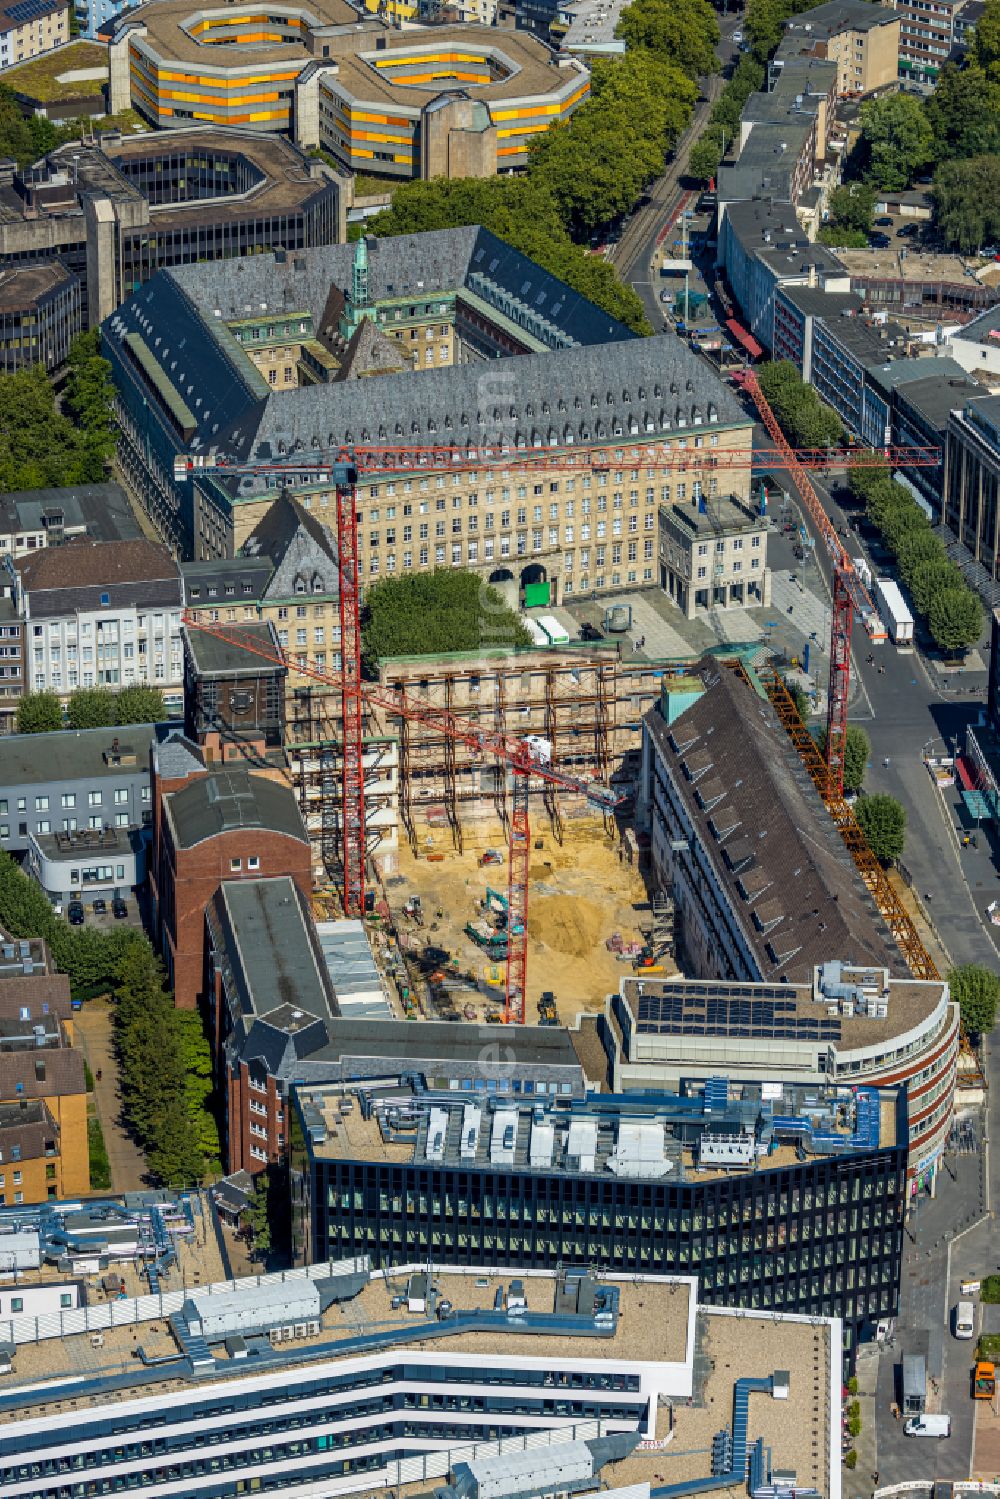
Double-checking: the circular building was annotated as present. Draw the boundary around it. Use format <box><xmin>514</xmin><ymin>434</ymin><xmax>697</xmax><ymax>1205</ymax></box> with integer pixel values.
<box><xmin>109</xmin><ymin>0</ymin><xmax>589</xmax><ymax>176</ymax></box>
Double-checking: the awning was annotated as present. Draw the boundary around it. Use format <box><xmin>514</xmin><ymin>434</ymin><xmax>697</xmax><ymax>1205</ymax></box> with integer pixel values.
<box><xmin>725</xmin><ymin>317</ymin><xmax>763</xmax><ymax>359</ymax></box>
<box><xmin>955</xmin><ymin>754</ymin><xmax>979</xmax><ymax>792</ymax></box>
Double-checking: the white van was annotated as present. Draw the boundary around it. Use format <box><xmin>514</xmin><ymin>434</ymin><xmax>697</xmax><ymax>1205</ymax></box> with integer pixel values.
<box><xmin>955</xmin><ymin>1301</ymin><xmax>976</xmax><ymax>1339</ymax></box>
<box><xmin>904</xmin><ymin>1414</ymin><xmax>951</xmax><ymax>1439</ymax></box>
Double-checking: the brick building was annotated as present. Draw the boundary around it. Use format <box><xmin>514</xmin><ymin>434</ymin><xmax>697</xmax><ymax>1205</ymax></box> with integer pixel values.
<box><xmin>0</xmin><ymin>962</ymin><xmax>89</xmax><ymax>1204</ymax></box>
<box><xmin>149</xmin><ymin>730</ymin><xmax>311</xmax><ymax>1008</ymax></box>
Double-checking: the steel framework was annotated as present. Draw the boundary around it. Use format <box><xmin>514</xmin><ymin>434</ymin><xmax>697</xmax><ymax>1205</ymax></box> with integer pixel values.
<box><xmin>760</xmin><ymin>667</ymin><xmax>939</xmax><ymax>981</ymax></box>
<box><xmin>733</xmin><ymin>370</ymin><xmax>887</xmax><ymax>796</ymax></box>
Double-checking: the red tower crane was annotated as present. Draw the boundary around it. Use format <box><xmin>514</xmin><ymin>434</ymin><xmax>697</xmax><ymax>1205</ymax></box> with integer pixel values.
<box><xmin>175</xmin><ymin>432</ymin><xmax>939</xmax><ymax>1017</ymax></box>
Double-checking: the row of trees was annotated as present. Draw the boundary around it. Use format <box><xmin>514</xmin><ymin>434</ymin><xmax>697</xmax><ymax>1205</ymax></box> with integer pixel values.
<box><xmin>361</xmin><ymin>568</ymin><xmax>531</xmax><ymax>673</ymax></box>
<box><xmin>17</xmin><ymin>685</ymin><xmax>167</xmax><ymax>735</ymax></box>
<box><xmin>756</xmin><ymin>360</ymin><xmax>844</xmax><ymax>448</ymax></box>
<box><xmin>849</xmin><ymin>466</ymin><xmax>982</xmax><ymax>655</ymax></box>
<box><xmin>113</xmin><ymin>941</ymin><xmax>219</xmax><ymax>1186</ymax></box>
<box><xmin>371</xmin><ymin>0</ymin><xmax>725</xmax><ymax>330</ymax></box>
<box><xmin>0</xmin><ymin>330</ymin><xmax>116</xmax><ymax>495</ymax></box>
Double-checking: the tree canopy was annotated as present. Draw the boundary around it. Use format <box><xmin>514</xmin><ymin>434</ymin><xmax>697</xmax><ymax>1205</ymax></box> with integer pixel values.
<box><xmin>756</xmin><ymin>360</ymin><xmax>844</xmax><ymax>448</ymax></box>
<box><xmin>16</xmin><ymin>691</ymin><xmax>62</xmax><ymax>735</ymax></box>
<box><xmin>815</xmin><ymin>724</ymin><xmax>870</xmax><ymax>795</ymax></box>
<box><xmin>933</xmin><ymin>156</ymin><xmax>1000</xmax><ymax>254</ymax></box>
<box><xmin>849</xmin><ymin>466</ymin><xmax>982</xmax><ymax>654</ymax></box>
<box><xmin>854</xmin><ymin>793</ymin><xmax>906</xmax><ymax>865</ymax></box>
<box><xmin>0</xmin><ymin>330</ymin><xmax>116</xmax><ymax>494</ymax></box>
<box><xmin>948</xmin><ymin>962</ymin><xmax>1000</xmax><ymax>1036</ymax></box>
<box><xmin>362</xmin><ymin>569</ymin><xmax>531</xmax><ymax>671</ymax></box>
<box><xmin>113</xmin><ymin>942</ymin><xmax>217</xmax><ymax>1187</ymax></box>
<box><xmin>924</xmin><ymin>64</ymin><xmax>1000</xmax><ymax>164</ymax></box>
<box><xmin>858</xmin><ymin>93</ymin><xmax>933</xmax><ymax>192</ymax></box>
<box><xmin>819</xmin><ymin>182</ymin><xmax>875</xmax><ymax>248</ymax></box>
<box><xmin>0</xmin><ymin>849</ymin><xmax>143</xmax><ymax>992</ymax></box>
<box><xmin>615</xmin><ymin>0</ymin><xmax>720</xmax><ymax>79</ymax></box>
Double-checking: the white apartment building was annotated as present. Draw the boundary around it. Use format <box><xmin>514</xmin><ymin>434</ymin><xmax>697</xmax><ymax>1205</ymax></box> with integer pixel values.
<box><xmin>5</xmin><ymin>537</ymin><xmax>184</xmax><ymax>710</ymax></box>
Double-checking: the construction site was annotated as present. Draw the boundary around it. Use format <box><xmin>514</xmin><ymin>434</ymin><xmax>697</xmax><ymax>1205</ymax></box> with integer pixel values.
<box><xmin>282</xmin><ymin>644</ymin><xmax>678</xmax><ymax>1022</ymax></box>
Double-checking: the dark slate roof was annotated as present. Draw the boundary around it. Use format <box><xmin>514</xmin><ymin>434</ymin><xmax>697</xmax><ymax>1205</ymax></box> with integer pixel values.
<box><xmin>102</xmin><ymin>227</ymin><xmax>749</xmax><ymax>495</ymax></box>
<box><xmin>153</xmin><ymin>725</ymin><xmax>205</xmax><ymax>781</ymax></box>
<box><xmin>892</xmin><ymin>371</ymin><xmax>986</xmax><ymax>433</ymax></box>
<box><xmin>335</xmin><ymin>315</ymin><xmax>411</xmax><ymax>381</ymax></box>
<box><xmin>646</xmin><ymin>663</ymin><xmax>901</xmax><ymax>982</ymax></box>
<box><xmin>243</xmin><ymin>492</ymin><xmax>339</xmax><ymax>601</ymax></box>
<box><xmin>164</xmin><ymin>768</ymin><xmax>308</xmax><ymax>849</ymax></box>
<box><xmin>0</xmin><ymin>723</ymin><xmax>158</xmax><ymax>788</ymax></box>
<box><xmin>0</xmin><ymin>484</ymin><xmax>141</xmax><ymax>545</ymax></box>
<box><xmin>782</xmin><ymin>0</ymin><xmax>899</xmax><ymax>38</ymax></box>
<box><xmin>181</xmin><ymin>556</ymin><xmax>273</xmax><ymax>605</ymax></box>
<box><xmin>313</xmin><ymin>1016</ymin><xmax>583</xmax><ymax>1067</ymax></box>
<box><xmin>184</xmin><ymin>620</ymin><xmax>284</xmax><ymax>678</ymax></box>
<box><xmin>212</xmin><ymin>877</ymin><xmax>339</xmax><ymax>1071</ymax></box>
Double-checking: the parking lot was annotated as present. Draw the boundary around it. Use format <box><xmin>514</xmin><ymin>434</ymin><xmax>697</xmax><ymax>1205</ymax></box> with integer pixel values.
<box><xmin>64</xmin><ymin>893</ymin><xmax>143</xmax><ymax>932</ymax></box>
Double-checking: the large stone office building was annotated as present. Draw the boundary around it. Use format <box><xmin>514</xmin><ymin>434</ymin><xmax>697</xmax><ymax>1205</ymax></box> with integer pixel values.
<box><xmin>103</xmin><ymin>228</ymin><xmax>755</xmax><ymax>579</ymax></box>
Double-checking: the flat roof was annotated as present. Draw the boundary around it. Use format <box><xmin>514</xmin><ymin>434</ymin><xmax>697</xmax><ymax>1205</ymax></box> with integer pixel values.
<box><xmin>329</xmin><ymin>31</ymin><xmax>587</xmax><ymax>111</ymax></box>
<box><xmin>184</xmin><ymin>619</ymin><xmax>283</xmax><ymax>678</ymax></box>
<box><xmin>296</xmin><ymin>1075</ymin><xmax>902</xmax><ymax>1180</ymax></box>
<box><xmin>0</xmin><ymin>724</ymin><xmax>158</xmax><ymax>788</ymax></box>
<box><xmin>0</xmin><ymin>483</ymin><xmax>140</xmax><ymax>546</ymax></box>
<box><xmin>783</xmin><ymin>0</ymin><xmax>899</xmax><ymax>36</ymax></box>
<box><xmin>662</xmin><ymin>494</ymin><xmax>766</xmax><ymax>537</ymax></box>
<box><xmin>316</xmin><ymin>1016</ymin><xmax>584</xmax><ymax>1067</ymax></box>
<box><xmin>617</xmin><ymin>970</ymin><xmax>948</xmax><ymax>1055</ymax></box>
<box><xmin>116</xmin><ymin>0</ymin><xmax>365</xmax><ymax>65</ymax></box>
<box><xmin>0</xmin><ymin>1264</ymin><xmax>695</xmax><ymax>1421</ymax></box>
<box><xmin>217</xmin><ymin>875</ymin><xmax>338</xmax><ymax>1025</ymax></box>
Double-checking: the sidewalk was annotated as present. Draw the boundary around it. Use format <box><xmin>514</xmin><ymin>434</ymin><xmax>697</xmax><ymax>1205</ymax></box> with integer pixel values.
<box><xmin>74</xmin><ymin>1000</ymin><xmax>148</xmax><ymax>1193</ymax></box>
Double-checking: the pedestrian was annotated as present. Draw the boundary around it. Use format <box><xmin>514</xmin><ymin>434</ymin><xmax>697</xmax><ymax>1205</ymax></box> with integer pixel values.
<box><xmin>96</xmin><ymin>1068</ymin><xmax>102</xmax><ymax>1083</ymax></box>
<box><xmin>883</xmin><ymin>756</ymin><xmax>890</xmax><ymax>768</ymax></box>
<box><xmin>873</xmin><ymin>1472</ymin><xmax>879</xmax><ymax>1487</ymax></box>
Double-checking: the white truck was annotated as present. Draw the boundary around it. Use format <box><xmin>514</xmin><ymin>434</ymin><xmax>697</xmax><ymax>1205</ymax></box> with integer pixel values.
<box><xmin>522</xmin><ymin>617</ymin><xmax>549</xmax><ymax>648</ymax></box>
<box><xmin>904</xmin><ymin>1413</ymin><xmax>951</xmax><ymax>1438</ymax></box>
<box><xmin>874</xmin><ymin>576</ymin><xmax>914</xmax><ymax>646</ymax></box>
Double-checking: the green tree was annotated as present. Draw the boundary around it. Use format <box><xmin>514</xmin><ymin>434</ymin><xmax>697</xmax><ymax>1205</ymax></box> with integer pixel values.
<box><xmin>973</xmin><ymin>0</ymin><xmax>1000</xmax><ymax>79</ymax></box>
<box><xmin>908</xmin><ymin>557</ymin><xmax>962</xmax><ymax>615</ymax></box>
<box><xmin>924</xmin><ymin>64</ymin><xmax>1000</xmax><ymax>163</ymax></box>
<box><xmin>934</xmin><ymin>156</ymin><xmax>1000</xmax><ymax>253</ymax></box>
<box><xmin>928</xmin><ymin>586</ymin><xmax>983</xmax><ymax>655</ymax></box>
<box><xmin>247</xmin><ymin>1171</ymin><xmax>273</xmax><ymax>1255</ymax></box>
<box><xmin>816</xmin><ymin>724</ymin><xmax>871</xmax><ymax>794</ymax></box>
<box><xmin>362</xmin><ymin>569</ymin><xmax>531</xmax><ymax>671</ymax></box>
<box><xmin>175</xmin><ymin>1008</ymin><xmax>221</xmax><ymax>1171</ymax></box>
<box><xmin>16</xmin><ymin>691</ymin><xmax>62</xmax><ymax>735</ymax></box>
<box><xmin>782</xmin><ymin>675</ymin><xmax>811</xmax><ymax>721</ymax></box>
<box><xmin>854</xmin><ymin>793</ymin><xmax>907</xmax><ymax>864</ymax></box>
<box><xmin>894</xmin><ymin>527</ymin><xmax>946</xmax><ymax>581</ymax></box>
<box><xmin>615</xmin><ymin>0</ymin><xmax>721</xmax><ymax>78</ymax></box>
<box><xmin>688</xmin><ymin>129</ymin><xmax>725</xmax><ymax>183</ymax></box>
<box><xmin>825</xmin><ymin>181</ymin><xmax>876</xmax><ymax>236</ymax></box>
<box><xmin>859</xmin><ymin>92</ymin><xmax>933</xmax><ymax>191</ymax></box>
<box><xmin>756</xmin><ymin>360</ymin><xmax>844</xmax><ymax>447</ymax></box>
<box><xmin>67</xmin><ymin>687</ymin><xmax>116</xmax><ymax>730</ymax></box>
<box><xmin>115</xmin><ymin>685</ymin><xmax>167</xmax><ymax>724</ymax></box>
<box><xmin>64</xmin><ymin>330</ymin><xmax>117</xmax><ymax>478</ymax></box>
<box><xmin>851</xmin><ymin>791</ymin><xmax>905</xmax><ymax>863</ymax></box>
<box><xmin>948</xmin><ymin>962</ymin><xmax>1000</xmax><ymax>1035</ymax></box>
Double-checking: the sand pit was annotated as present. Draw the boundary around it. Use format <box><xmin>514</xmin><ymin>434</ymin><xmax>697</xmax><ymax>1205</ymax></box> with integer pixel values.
<box><xmin>383</xmin><ymin>815</ymin><xmax>671</xmax><ymax>1017</ymax></box>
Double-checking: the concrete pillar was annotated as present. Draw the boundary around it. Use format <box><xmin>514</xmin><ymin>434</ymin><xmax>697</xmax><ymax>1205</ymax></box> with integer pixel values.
<box><xmin>108</xmin><ymin>30</ymin><xmax>135</xmax><ymax>116</ymax></box>
<box><xmin>83</xmin><ymin>196</ymin><xmax>118</xmax><ymax>328</ymax></box>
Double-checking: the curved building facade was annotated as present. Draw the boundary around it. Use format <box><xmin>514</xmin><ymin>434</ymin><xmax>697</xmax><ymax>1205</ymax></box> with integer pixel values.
<box><xmin>607</xmin><ymin>963</ymin><xmax>959</xmax><ymax>1198</ymax></box>
<box><xmin>109</xmin><ymin>0</ymin><xmax>589</xmax><ymax>174</ymax></box>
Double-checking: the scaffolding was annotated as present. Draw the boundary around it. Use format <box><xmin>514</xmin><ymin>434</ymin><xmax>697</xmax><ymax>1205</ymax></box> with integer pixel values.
<box><xmin>369</xmin><ymin>649</ymin><xmax>673</xmax><ymax>848</ymax></box>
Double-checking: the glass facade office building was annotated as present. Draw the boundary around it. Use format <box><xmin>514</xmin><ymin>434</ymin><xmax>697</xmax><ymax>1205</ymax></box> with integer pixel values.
<box><xmin>291</xmin><ymin>1080</ymin><xmax>909</xmax><ymax>1351</ymax></box>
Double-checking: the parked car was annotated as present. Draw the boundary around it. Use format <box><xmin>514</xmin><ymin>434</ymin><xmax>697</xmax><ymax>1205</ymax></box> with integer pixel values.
<box><xmin>68</xmin><ymin>902</ymin><xmax>85</xmax><ymax>926</ymax></box>
<box><xmin>732</xmin><ymin>28</ymin><xmax>743</xmax><ymax>42</ymax></box>
<box><xmin>897</xmin><ymin>223</ymin><xmax>919</xmax><ymax>238</ymax></box>
<box><xmin>580</xmin><ymin>621</ymin><xmax>603</xmax><ymax>641</ymax></box>
<box><xmin>869</xmin><ymin>232</ymin><xmax>891</xmax><ymax>248</ymax></box>
<box><xmin>875</xmin><ymin>217</ymin><xmax>894</xmax><ymax>228</ymax></box>
<box><xmin>112</xmin><ymin>897</ymin><xmax>128</xmax><ymax>919</ymax></box>
<box><xmin>92</xmin><ymin>897</ymin><xmax>107</xmax><ymax>916</ymax></box>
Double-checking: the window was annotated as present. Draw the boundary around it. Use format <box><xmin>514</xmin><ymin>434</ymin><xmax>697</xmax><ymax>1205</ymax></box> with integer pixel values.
<box><xmin>113</xmin><ymin>788</ymin><xmax>128</xmax><ymax>806</ymax></box>
<box><xmin>88</xmin><ymin>791</ymin><xmax>101</xmax><ymax>807</ymax></box>
<box><xmin>60</xmin><ymin>793</ymin><xmax>75</xmax><ymax>809</ymax></box>
<box><xmin>248</xmin><ymin>855</ymin><xmax>260</xmax><ymax>870</ymax></box>
<box><xmin>230</xmin><ymin>858</ymin><xmax>242</xmax><ymax>872</ymax></box>
<box><xmin>35</xmin><ymin>795</ymin><xmax>48</xmax><ymax>811</ymax></box>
